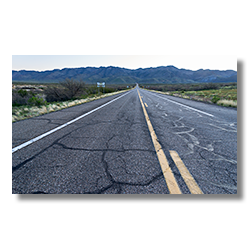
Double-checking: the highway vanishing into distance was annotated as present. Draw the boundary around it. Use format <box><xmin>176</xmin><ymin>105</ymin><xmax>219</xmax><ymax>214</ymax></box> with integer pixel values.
<box><xmin>12</xmin><ymin>86</ymin><xmax>237</xmax><ymax>194</ymax></box>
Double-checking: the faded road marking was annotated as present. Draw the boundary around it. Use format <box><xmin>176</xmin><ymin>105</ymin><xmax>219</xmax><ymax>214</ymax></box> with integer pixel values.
<box><xmin>137</xmin><ymin>89</ymin><xmax>181</xmax><ymax>194</ymax></box>
<box><xmin>169</xmin><ymin>150</ymin><xmax>203</xmax><ymax>194</ymax></box>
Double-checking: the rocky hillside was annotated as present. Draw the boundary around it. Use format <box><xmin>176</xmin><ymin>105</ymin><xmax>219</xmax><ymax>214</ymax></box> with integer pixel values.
<box><xmin>12</xmin><ymin>65</ymin><xmax>237</xmax><ymax>84</ymax></box>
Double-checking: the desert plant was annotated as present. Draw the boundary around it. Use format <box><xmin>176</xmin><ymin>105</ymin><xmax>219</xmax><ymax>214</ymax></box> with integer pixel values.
<box><xmin>60</xmin><ymin>78</ymin><xmax>86</xmax><ymax>99</ymax></box>
<box><xmin>44</xmin><ymin>86</ymin><xmax>68</xmax><ymax>102</ymax></box>
<box><xmin>28</xmin><ymin>96</ymin><xmax>46</xmax><ymax>106</ymax></box>
<box><xmin>217</xmin><ymin>99</ymin><xmax>237</xmax><ymax>107</ymax></box>
<box><xmin>17</xmin><ymin>89</ymin><xmax>29</xmax><ymax>97</ymax></box>
<box><xmin>44</xmin><ymin>78</ymin><xmax>86</xmax><ymax>102</ymax></box>
<box><xmin>12</xmin><ymin>90</ymin><xmax>31</xmax><ymax>106</ymax></box>
<box><xmin>211</xmin><ymin>95</ymin><xmax>221</xmax><ymax>104</ymax></box>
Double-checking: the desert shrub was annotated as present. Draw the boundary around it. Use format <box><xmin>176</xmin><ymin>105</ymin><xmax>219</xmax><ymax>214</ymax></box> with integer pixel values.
<box><xmin>12</xmin><ymin>90</ymin><xmax>31</xmax><ymax>106</ymax></box>
<box><xmin>44</xmin><ymin>78</ymin><xmax>86</xmax><ymax>102</ymax></box>
<box><xmin>60</xmin><ymin>78</ymin><xmax>86</xmax><ymax>99</ymax></box>
<box><xmin>44</xmin><ymin>86</ymin><xmax>68</xmax><ymax>102</ymax></box>
<box><xmin>12</xmin><ymin>87</ymin><xmax>42</xmax><ymax>106</ymax></box>
<box><xmin>144</xmin><ymin>82</ymin><xmax>237</xmax><ymax>92</ymax></box>
<box><xmin>84</xmin><ymin>86</ymin><xmax>117</xmax><ymax>95</ymax></box>
<box><xmin>101</xmin><ymin>87</ymin><xmax>114</xmax><ymax>93</ymax></box>
<box><xmin>211</xmin><ymin>95</ymin><xmax>220</xmax><ymax>103</ymax></box>
<box><xmin>85</xmin><ymin>86</ymin><xmax>98</xmax><ymax>95</ymax></box>
<box><xmin>28</xmin><ymin>96</ymin><xmax>46</xmax><ymax>106</ymax></box>
<box><xmin>17</xmin><ymin>89</ymin><xmax>29</xmax><ymax>97</ymax></box>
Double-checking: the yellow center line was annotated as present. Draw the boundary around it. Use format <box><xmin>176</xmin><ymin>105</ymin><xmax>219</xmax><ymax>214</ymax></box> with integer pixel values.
<box><xmin>137</xmin><ymin>89</ymin><xmax>182</xmax><ymax>194</ymax></box>
<box><xmin>169</xmin><ymin>150</ymin><xmax>203</xmax><ymax>194</ymax></box>
<box><xmin>144</xmin><ymin>102</ymin><xmax>148</xmax><ymax>107</ymax></box>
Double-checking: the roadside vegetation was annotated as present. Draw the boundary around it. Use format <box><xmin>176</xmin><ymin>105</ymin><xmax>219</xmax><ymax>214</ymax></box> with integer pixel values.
<box><xmin>141</xmin><ymin>82</ymin><xmax>237</xmax><ymax>108</ymax></box>
<box><xmin>12</xmin><ymin>79</ymin><xmax>130</xmax><ymax>122</ymax></box>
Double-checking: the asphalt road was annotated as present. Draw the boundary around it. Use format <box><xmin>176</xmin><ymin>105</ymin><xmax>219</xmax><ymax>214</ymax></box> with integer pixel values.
<box><xmin>12</xmin><ymin>86</ymin><xmax>237</xmax><ymax>194</ymax></box>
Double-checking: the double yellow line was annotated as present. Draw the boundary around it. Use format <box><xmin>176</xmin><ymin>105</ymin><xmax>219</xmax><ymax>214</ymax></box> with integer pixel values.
<box><xmin>137</xmin><ymin>89</ymin><xmax>203</xmax><ymax>194</ymax></box>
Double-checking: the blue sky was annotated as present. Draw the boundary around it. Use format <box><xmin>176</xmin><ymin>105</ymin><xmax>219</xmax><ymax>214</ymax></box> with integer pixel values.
<box><xmin>12</xmin><ymin>55</ymin><xmax>237</xmax><ymax>71</ymax></box>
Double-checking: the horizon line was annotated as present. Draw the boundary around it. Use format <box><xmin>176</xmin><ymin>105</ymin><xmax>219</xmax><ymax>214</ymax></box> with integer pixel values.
<box><xmin>12</xmin><ymin>65</ymin><xmax>237</xmax><ymax>72</ymax></box>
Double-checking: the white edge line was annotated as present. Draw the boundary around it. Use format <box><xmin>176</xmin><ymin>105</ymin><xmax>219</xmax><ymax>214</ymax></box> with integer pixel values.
<box><xmin>147</xmin><ymin>91</ymin><xmax>214</xmax><ymax>117</ymax></box>
<box><xmin>12</xmin><ymin>91</ymin><xmax>131</xmax><ymax>153</ymax></box>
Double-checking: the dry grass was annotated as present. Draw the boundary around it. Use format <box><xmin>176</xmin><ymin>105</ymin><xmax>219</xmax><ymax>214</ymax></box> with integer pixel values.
<box><xmin>148</xmin><ymin>88</ymin><xmax>237</xmax><ymax>108</ymax></box>
<box><xmin>217</xmin><ymin>99</ymin><xmax>237</xmax><ymax>107</ymax></box>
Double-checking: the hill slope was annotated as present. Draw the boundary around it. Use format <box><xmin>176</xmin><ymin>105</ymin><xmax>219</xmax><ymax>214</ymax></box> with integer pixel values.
<box><xmin>12</xmin><ymin>66</ymin><xmax>237</xmax><ymax>84</ymax></box>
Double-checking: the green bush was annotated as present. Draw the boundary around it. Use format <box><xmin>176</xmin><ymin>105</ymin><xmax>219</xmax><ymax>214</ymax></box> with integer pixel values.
<box><xmin>211</xmin><ymin>95</ymin><xmax>220</xmax><ymax>104</ymax></box>
<box><xmin>28</xmin><ymin>96</ymin><xmax>46</xmax><ymax>106</ymax></box>
<box><xmin>17</xmin><ymin>89</ymin><xmax>28</xmax><ymax>97</ymax></box>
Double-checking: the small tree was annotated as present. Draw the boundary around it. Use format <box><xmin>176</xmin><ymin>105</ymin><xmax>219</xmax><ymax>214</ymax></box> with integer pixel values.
<box><xmin>44</xmin><ymin>86</ymin><xmax>68</xmax><ymax>102</ymax></box>
<box><xmin>60</xmin><ymin>78</ymin><xmax>86</xmax><ymax>99</ymax></box>
<box><xmin>44</xmin><ymin>78</ymin><xmax>86</xmax><ymax>102</ymax></box>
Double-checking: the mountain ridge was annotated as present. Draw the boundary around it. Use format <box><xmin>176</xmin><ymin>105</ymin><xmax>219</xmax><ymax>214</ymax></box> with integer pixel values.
<box><xmin>12</xmin><ymin>65</ymin><xmax>237</xmax><ymax>84</ymax></box>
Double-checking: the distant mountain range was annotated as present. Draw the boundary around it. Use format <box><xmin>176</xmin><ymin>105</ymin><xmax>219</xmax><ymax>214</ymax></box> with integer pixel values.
<box><xmin>12</xmin><ymin>66</ymin><xmax>237</xmax><ymax>84</ymax></box>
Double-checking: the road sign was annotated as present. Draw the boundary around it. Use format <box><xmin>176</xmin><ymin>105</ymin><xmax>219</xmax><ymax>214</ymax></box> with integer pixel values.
<box><xmin>97</xmin><ymin>82</ymin><xmax>105</xmax><ymax>87</ymax></box>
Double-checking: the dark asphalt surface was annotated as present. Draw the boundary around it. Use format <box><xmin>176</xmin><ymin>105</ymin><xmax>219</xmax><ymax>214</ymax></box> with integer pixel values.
<box><xmin>12</xmin><ymin>86</ymin><xmax>237</xmax><ymax>194</ymax></box>
<box><xmin>140</xmin><ymin>89</ymin><xmax>237</xmax><ymax>194</ymax></box>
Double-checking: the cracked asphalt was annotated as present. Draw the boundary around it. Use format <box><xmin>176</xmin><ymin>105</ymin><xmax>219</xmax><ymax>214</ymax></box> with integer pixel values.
<box><xmin>12</xmin><ymin>86</ymin><xmax>237</xmax><ymax>194</ymax></box>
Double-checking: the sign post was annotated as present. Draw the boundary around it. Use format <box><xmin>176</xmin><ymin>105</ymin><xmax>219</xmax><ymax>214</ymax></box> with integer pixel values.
<box><xmin>97</xmin><ymin>82</ymin><xmax>105</xmax><ymax>94</ymax></box>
